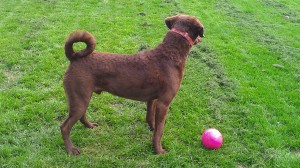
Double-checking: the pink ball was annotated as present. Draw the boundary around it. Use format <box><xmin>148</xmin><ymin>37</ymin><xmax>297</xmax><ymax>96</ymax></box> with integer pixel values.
<box><xmin>201</xmin><ymin>128</ymin><xmax>223</xmax><ymax>150</ymax></box>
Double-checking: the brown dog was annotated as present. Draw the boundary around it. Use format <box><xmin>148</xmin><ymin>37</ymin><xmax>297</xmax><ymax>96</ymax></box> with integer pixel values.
<box><xmin>61</xmin><ymin>14</ymin><xmax>204</xmax><ymax>155</ymax></box>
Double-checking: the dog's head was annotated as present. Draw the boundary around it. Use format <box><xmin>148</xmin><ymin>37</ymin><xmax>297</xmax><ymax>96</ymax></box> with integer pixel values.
<box><xmin>165</xmin><ymin>14</ymin><xmax>204</xmax><ymax>42</ymax></box>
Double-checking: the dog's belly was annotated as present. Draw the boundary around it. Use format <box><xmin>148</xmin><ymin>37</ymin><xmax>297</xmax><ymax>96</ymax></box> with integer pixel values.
<box><xmin>95</xmin><ymin>75</ymin><xmax>161</xmax><ymax>101</ymax></box>
<box><xmin>110</xmin><ymin>87</ymin><xmax>159</xmax><ymax>101</ymax></box>
<box><xmin>97</xmin><ymin>82</ymin><xmax>159</xmax><ymax>101</ymax></box>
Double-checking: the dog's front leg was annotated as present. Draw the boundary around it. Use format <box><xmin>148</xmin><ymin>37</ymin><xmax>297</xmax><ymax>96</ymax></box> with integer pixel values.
<box><xmin>152</xmin><ymin>100</ymin><xmax>171</xmax><ymax>154</ymax></box>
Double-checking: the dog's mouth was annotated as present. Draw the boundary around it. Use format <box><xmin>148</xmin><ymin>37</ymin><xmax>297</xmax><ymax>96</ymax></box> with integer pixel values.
<box><xmin>194</xmin><ymin>37</ymin><xmax>201</xmax><ymax>45</ymax></box>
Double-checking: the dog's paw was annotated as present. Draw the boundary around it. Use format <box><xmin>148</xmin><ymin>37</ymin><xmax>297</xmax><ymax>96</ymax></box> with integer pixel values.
<box><xmin>156</xmin><ymin>148</ymin><xmax>167</xmax><ymax>155</ymax></box>
<box><xmin>90</xmin><ymin>122</ymin><xmax>99</xmax><ymax>128</ymax></box>
<box><xmin>86</xmin><ymin>122</ymin><xmax>98</xmax><ymax>128</ymax></box>
<box><xmin>67</xmin><ymin>147</ymin><xmax>81</xmax><ymax>155</ymax></box>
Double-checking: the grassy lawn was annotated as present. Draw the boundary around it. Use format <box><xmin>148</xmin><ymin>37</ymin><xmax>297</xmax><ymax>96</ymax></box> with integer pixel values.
<box><xmin>0</xmin><ymin>0</ymin><xmax>299</xmax><ymax>167</ymax></box>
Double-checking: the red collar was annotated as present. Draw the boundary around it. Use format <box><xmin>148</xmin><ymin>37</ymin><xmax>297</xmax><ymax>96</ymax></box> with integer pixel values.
<box><xmin>171</xmin><ymin>28</ymin><xmax>201</xmax><ymax>46</ymax></box>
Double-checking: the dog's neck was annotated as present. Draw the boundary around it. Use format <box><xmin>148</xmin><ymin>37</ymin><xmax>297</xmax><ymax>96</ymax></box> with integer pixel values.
<box><xmin>161</xmin><ymin>30</ymin><xmax>196</xmax><ymax>57</ymax></box>
<box><xmin>170</xmin><ymin>28</ymin><xmax>201</xmax><ymax>46</ymax></box>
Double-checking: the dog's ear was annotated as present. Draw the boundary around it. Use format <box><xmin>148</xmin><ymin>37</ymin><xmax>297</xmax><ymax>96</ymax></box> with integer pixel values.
<box><xmin>165</xmin><ymin>15</ymin><xmax>179</xmax><ymax>29</ymax></box>
<box><xmin>198</xmin><ymin>24</ymin><xmax>205</xmax><ymax>38</ymax></box>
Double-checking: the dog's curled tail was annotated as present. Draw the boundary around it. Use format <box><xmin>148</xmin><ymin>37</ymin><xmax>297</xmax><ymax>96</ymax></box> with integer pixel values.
<box><xmin>64</xmin><ymin>30</ymin><xmax>96</xmax><ymax>61</ymax></box>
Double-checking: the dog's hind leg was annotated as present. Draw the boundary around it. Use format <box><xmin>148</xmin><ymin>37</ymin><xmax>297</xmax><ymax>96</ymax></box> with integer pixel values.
<box><xmin>79</xmin><ymin>89</ymin><xmax>103</xmax><ymax>128</ymax></box>
<box><xmin>60</xmin><ymin>86</ymin><xmax>93</xmax><ymax>155</ymax></box>
<box><xmin>146</xmin><ymin>100</ymin><xmax>157</xmax><ymax>131</ymax></box>
<box><xmin>80</xmin><ymin>114</ymin><xmax>98</xmax><ymax>128</ymax></box>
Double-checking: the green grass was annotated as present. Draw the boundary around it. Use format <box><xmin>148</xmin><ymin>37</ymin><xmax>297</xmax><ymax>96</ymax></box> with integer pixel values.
<box><xmin>1</xmin><ymin>0</ymin><xmax>299</xmax><ymax>167</ymax></box>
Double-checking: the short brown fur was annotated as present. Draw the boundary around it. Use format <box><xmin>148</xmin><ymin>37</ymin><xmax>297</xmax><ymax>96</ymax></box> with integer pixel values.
<box><xmin>61</xmin><ymin>14</ymin><xmax>204</xmax><ymax>155</ymax></box>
